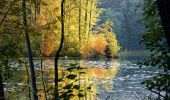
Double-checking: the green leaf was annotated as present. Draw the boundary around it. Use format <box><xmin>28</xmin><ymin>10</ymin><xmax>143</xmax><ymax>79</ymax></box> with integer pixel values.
<box><xmin>78</xmin><ymin>93</ymin><xmax>84</xmax><ymax>97</ymax></box>
<box><xmin>66</xmin><ymin>74</ymin><xmax>77</xmax><ymax>80</ymax></box>
<box><xmin>79</xmin><ymin>72</ymin><xmax>86</xmax><ymax>74</ymax></box>
<box><xmin>73</xmin><ymin>85</ymin><xmax>80</xmax><ymax>90</ymax></box>
<box><xmin>87</xmin><ymin>86</ymin><xmax>91</xmax><ymax>90</ymax></box>
<box><xmin>63</xmin><ymin>84</ymin><xmax>73</xmax><ymax>89</ymax></box>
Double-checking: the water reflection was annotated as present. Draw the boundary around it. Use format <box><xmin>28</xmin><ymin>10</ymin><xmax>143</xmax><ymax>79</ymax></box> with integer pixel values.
<box><xmin>105</xmin><ymin>58</ymin><xmax>112</xmax><ymax>68</ymax></box>
<box><xmin>59</xmin><ymin>59</ymin><xmax>120</xmax><ymax>100</ymax></box>
<box><xmin>5</xmin><ymin>59</ymin><xmax>120</xmax><ymax>100</ymax></box>
<box><xmin>81</xmin><ymin>60</ymin><xmax>119</xmax><ymax>100</ymax></box>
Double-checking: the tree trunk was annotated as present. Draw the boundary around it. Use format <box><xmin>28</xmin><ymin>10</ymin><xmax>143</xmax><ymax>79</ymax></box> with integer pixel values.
<box><xmin>156</xmin><ymin>0</ymin><xmax>170</xmax><ymax>48</ymax></box>
<box><xmin>84</xmin><ymin>0</ymin><xmax>89</xmax><ymax>42</ymax></box>
<box><xmin>54</xmin><ymin>0</ymin><xmax>65</xmax><ymax>99</ymax></box>
<box><xmin>22</xmin><ymin>0</ymin><xmax>38</xmax><ymax>99</ymax></box>
<box><xmin>40</xmin><ymin>57</ymin><xmax>48</xmax><ymax>100</ymax></box>
<box><xmin>79</xmin><ymin>0</ymin><xmax>82</xmax><ymax>42</ymax></box>
<box><xmin>156</xmin><ymin>0</ymin><xmax>170</xmax><ymax>98</ymax></box>
<box><xmin>0</xmin><ymin>72</ymin><xmax>5</xmax><ymax>100</ymax></box>
<box><xmin>25</xmin><ymin>59</ymin><xmax>31</xmax><ymax>100</ymax></box>
<box><xmin>88</xmin><ymin>0</ymin><xmax>93</xmax><ymax>41</ymax></box>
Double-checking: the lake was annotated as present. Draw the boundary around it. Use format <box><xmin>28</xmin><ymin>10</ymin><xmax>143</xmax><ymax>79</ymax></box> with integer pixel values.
<box><xmin>4</xmin><ymin>58</ymin><xmax>157</xmax><ymax>100</ymax></box>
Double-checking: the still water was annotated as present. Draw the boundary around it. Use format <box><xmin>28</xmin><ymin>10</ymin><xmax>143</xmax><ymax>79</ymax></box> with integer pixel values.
<box><xmin>4</xmin><ymin>58</ymin><xmax>156</xmax><ymax>100</ymax></box>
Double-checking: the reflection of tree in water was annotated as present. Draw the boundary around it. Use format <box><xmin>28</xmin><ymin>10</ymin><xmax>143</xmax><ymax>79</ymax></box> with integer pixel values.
<box><xmin>105</xmin><ymin>58</ymin><xmax>111</xmax><ymax>68</ymax></box>
<box><xmin>105</xmin><ymin>45</ymin><xmax>112</xmax><ymax>58</ymax></box>
<box><xmin>85</xmin><ymin>60</ymin><xmax>120</xmax><ymax>96</ymax></box>
<box><xmin>6</xmin><ymin>59</ymin><xmax>120</xmax><ymax>99</ymax></box>
<box><xmin>41</xmin><ymin>59</ymin><xmax>120</xmax><ymax>99</ymax></box>
<box><xmin>104</xmin><ymin>45</ymin><xmax>112</xmax><ymax>68</ymax></box>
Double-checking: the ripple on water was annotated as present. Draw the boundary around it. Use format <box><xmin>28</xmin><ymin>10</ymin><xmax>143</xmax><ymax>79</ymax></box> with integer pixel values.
<box><xmin>97</xmin><ymin>60</ymin><xmax>155</xmax><ymax>100</ymax></box>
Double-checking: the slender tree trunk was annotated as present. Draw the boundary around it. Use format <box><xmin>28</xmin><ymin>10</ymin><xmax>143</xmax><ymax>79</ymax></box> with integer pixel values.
<box><xmin>31</xmin><ymin>0</ymin><xmax>37</xmax><ymax>21</ymax></box>
<box><xmin>22</xmin><ymin>0</ymin><xmax>38</xmax><ymax>100</ymax></box>
<box><xmin>0</xmin><ymin>72</ymin><xmax>5</xmax><ymax>100</ymax></box>
<box><xmin>78</xmin><ymin>0</ymin><xmax>82</xmax><ymax>42</ymax></box>
<box><xmin>84</xmin><ymin>0</ymin><xmax>89</xmax><ymax>41</ymax></box>
<box><xmin>40</xmin><ymin>56</ymin><xmax>48</xmax><ymax>100</ymax></box>
<box><xmin>84</xmin><ymin>80</ymin><xmax>87</xmax><ymax>100</ymax></box>
<box><xmin>54</xmin><ymin>0</ymin><xmax>65</xmax><ymax>99</ymax></box>
<box><xmin>25</xmin><ymin>59</ymin><xmax>31</xmax><ymax>100</ymax></box>
<box><xmin>88</xmin><ymin>0</ymin><xmax>93</xmax><ymax>41</ymax></box>
<box><xmin>78</xmin><ymin>1</ymin><xmax>82</xmax><ymax>99</ymax></box>
<box><xmin>67</xmin><ymin>5</ymin><xmax>71</xmax><ymax>44</ymax></box>
<box><xmin>0</xmin><ymin>32</ymin><xmax>2</xmax><ymax>46</ymax></box>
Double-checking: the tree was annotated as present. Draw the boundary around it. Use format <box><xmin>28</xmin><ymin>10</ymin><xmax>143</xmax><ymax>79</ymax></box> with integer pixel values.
<box><xmin>84</xmin><ymin>0</ymin><xmax>89</xmax><ymax>37</ymax></box>
<box><xmin>22</xmin><ymin>0</ymin><xmax>38</xmax><ymax>99</ymax></box>
<box><xmin>38</xmin><ymin>0</ymin><xmax>101</xmax><ymax>57</ymax></box>
<box><xmin>0</xmin><ymin>0</ymin><xmax>16</xmax><ymax>26</ymax></box>
<box><xmin>99</xmin><ymin>0</ymin><xmax>144</xmax><ymax>51</ymax></box>
<box><xmin>139</xmin><ymin>0</ymin><xmax>170</xmax><ymax>99</ymax></box>
<box><xmin>81</xmin><ymin>21</ymin><xmax>120</xmax><ymax>59</ymax></box>
<box><xmin>0</xmin><ymin>0</ymin><xmax>121</xmax><ymax>99</ymax></box>
<box><xmin>0</xmin><ymin>72</ymin><xmax>5</xmax><ymax>100</ymax></box>
<box><xmin>156</xmin><ymin>0</ymin><xmax>170</xmax><ymax>48</ymax></box>
<box><xmin>54</xmin><ymin>0</ymin><xmax>65</xmax><ymax>99</ymax></box>
<box><xmin>88</xmin><ymin>0</ymin><xmax>93</xmax><ymax>41</ymax></box>
<box><xmin>78</xmin><ymin>0</ymin><xmax>82</xmax><ymax>42</ymax></box>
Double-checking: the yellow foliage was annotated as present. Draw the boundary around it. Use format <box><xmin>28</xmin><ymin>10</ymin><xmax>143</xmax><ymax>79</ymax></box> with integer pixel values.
<box><xmin>81</xmin><ymin>32</ymin><xmax>119</xmax><ymax>58</ymax></box>
<box><xmin>81</xmin><ymin>33</ymin><xmax>107</xmax><ymax>58</ymax></box>
<box><xmin>106</xmin><ymin>32</ymin><xmax>120</xmax><ymax>56</ymax></box>
<box><xmin>35</xmin><ymin>0</ymin><xmax>119</xmax><ymax>57</ymax></box>
<box><xmin>94</xmin><ymin>34</ymin><xmax>107</xmax><ymax>55</ymax></box>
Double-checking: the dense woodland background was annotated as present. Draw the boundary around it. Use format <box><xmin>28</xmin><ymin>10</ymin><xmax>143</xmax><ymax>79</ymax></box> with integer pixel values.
<box><xmin>99</xmin><ymin>0</ymin><xmax>144</xmax><ymax>51</ymax></box>
<box><xmin>0</xmin><ymin>0</ymin><xmax>170</xmax><ymax>100</ymax></box>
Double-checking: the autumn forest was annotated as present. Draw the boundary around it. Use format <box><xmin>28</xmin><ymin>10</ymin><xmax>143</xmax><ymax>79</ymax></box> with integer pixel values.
<box><xmin>1</xmin><ymin>0</ymin><xmax>170</xmax><ymax>100</ymax></box>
